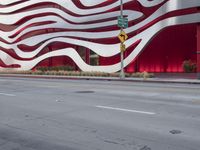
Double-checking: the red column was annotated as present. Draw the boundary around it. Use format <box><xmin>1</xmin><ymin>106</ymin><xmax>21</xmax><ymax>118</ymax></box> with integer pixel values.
<box><xmin>197</xmin><ymin>8</ymin><xmax>200</xmax><ymax>79</ymax></box>
<box><xmin>85</xmin><ymin>48</ymin><xmax>90</xmax><ymax>65</ymax></box>
<box><xmin>197</xmin><ymin>24</ymin><xmax>200</xmax><ymax>79</ymax></box>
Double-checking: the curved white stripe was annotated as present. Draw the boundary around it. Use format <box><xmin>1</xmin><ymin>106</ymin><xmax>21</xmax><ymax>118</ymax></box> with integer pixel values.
<box><xmin>0</xmin><ymin>13</ymin><xmax>199</xmax><ymax>72</ymax></box>
<box><xmin>79</xmin><ymin>0</ymin><xmax>105</xmax><ymax>7</ymax></box>
<box><xmin>5</xmin><ymin>37</ymin><xmax>120</xmax><ymax>58</ymax></box>
<box><xmin>2</xmin><ymin>0</ymin><xmax>198</xmax><ymax>43</ymax></box>
<box><xmin>0</xmin><ymin>6</ymin><xmax>199</xmax><ymax>60</ymax></box>
<box><xmin>0</xmin><ymin>10</ymin><xmax>143</xmax><ymax>43</ymax></box>
<box><xmin>0</xmin><ymin>0</ymin><xmax>22</xmax><ymax>5</ymax></box>
<box><xmin>1</xmin><ymin>0</ymin><xmax>198</xmax><ymax>42</ymax></box>
<box><xmin>0</xmin><ymin>0</ymin><xmax>164</xmax><ymax>8</ymax></box>
<box><xmin>0</xmin><ymin>7</ymin><xmax>137</xmax><ymax>25</ymax></box>
<box><xmin>0</xmin><ymin>48</ymin><xmax>92</xmax><ymax>71</ymax></box>
<box><xmin>0</xmin><ymin>0</ymin><xmax>132</xmax><ymax>15</ymax></box>
<box><xmin>127</xmin><ymin>0</ymin><xmax>200</xmax><ymax>35</ymax></box>
<box><xmin>19</xmin><ymin>12</ymin><xmax>200</xmax><ymax>59</ymax></box>
<box><xmin>137</xmin><ymin>0</ymin><xmax>166</xmax><ymax>7</ymax></box>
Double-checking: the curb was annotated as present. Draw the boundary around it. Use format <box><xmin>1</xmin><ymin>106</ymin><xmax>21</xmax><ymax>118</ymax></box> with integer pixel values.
<box><xmin>0</xmin><ymin>74</ymin><xmax>200</xmax><ymax>84</ymax></box>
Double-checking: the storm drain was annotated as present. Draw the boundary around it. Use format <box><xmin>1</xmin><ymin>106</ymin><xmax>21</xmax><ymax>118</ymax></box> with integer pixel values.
<box><xmin>170</xmin><ymin>130</ymin><xmax>182</xmax><ymax>134</ymax></box>
<box><xmin>75</xmin><ymin>91</ymin><xmax>95</xmax><ymax>94</ymax></box>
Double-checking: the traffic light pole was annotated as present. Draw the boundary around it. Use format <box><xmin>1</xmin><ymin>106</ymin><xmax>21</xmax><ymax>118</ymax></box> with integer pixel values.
<box><xmin>120</xmin><ymin>0</ymin><xmax>125</xmax><ymax>79</ymax></box>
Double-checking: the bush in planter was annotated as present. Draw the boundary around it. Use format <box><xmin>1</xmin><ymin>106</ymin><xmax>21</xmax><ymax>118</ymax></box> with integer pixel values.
<box><xmin>182</xmin><ymin>60</ymin><xmax>197</xmax><ymax>73</ymax></box>
<box><xmin>129</xmin><ymin>72</ymin><xmax>154</xmax><ymax>78</ymax></box>
<box><xmin>36</xmin><ymin>65</ymin><xmax>75</xmax><ymax>72</ymax></box>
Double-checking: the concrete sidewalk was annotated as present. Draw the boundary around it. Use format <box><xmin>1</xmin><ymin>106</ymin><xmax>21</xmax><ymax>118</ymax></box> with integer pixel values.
<box><xmin>0</xmin><ymin>73</ymin><xmax>200</xmax><ymax>84</ymax></box>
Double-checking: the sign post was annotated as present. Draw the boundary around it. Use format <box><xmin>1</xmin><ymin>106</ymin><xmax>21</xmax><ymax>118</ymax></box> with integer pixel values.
<box><xmin>120</xmin><ymin>0</ymin><xmax>124</xmax><ymax>79</ymax></box>
<box><xmin>118</xmin><ymin>0</ymin><xmax>128</xmax><ymax>79</ymax></box>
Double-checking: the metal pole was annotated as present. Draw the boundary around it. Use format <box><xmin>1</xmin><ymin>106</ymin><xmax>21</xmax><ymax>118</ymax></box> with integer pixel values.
<box><xmin>120</xmin><ymin>0</ymin><xmax>125</xmax><ymax>79</ymax></box>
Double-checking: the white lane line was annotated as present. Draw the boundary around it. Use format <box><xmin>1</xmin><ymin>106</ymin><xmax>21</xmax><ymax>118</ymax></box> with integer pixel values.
<box><xmin>0</xmin><ymin>92</ymin><xmax>16</xmax><ymax>97</ymax></box>
<box><xmin>96</xmin><ymin>105</ymin><xmax>156</xmax><ymax>115</ymax></box>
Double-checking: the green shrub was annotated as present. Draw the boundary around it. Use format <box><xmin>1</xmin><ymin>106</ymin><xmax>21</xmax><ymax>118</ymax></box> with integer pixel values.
<box><xmin>182</xmin><ymin>60</ymin><xmax>196</xmax><ymax>73</ymax></box>
<box><xmin>36</xmin><ymin>65</ymin><xmax>75</xmax><ymax>72</ymax></box>
<box><xmin>0</xmin><ymin>69</ymin><xmax>154</xmax><ymax>78</ymax></box>
<box><xmin>129</xmin><ymin>72</ymin><xmax>154</xmax><ymax>78</ymax></box>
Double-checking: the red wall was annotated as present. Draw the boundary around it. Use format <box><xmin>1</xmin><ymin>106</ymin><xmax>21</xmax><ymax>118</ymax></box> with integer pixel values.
<box><xmin>125</xmin><ymin>24</ymin><xmax>197</xmax><ymax>73</ymax></box>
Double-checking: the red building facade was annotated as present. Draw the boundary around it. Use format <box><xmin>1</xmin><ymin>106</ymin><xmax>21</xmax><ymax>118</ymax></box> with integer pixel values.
<box><xmin>0</xmin><ymin>0</ymin><xmax>200</xmax><ymax>75</ymax></box>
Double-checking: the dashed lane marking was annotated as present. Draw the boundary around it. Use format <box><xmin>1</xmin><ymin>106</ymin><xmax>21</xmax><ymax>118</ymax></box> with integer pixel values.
<box><xmin>0</xmin><ymin>92</ymin><xmax>16</xmax><ymax>97</ymax></box>
<box><xmin>96</xmin><ymin>105</ymin><xmax>156</xmax><ymax>115</ymax></box>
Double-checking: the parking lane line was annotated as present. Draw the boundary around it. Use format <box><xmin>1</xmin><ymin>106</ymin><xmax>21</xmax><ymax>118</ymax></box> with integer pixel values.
<box><xmin>96</xmin><ymin>105</ymin><xmax>156</xmax><ymax>115</ymax></box>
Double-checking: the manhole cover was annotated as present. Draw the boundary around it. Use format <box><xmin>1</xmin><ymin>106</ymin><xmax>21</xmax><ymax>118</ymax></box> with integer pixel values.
<box><xmin>170</xmin><ymin>130</ymin><xmax>182</xmax><ymax>134</ymax></box>
<box><xmin>75</xmin><ymin>91</ymin><xmax>95</xmax><ymax>94</ymax></box>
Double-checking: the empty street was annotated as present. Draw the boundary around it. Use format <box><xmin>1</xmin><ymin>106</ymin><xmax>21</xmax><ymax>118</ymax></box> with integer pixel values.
<box><xmin>0</xmin><ymin>77</ymin><xmax>200</xmax><ymax>150</ymax></box>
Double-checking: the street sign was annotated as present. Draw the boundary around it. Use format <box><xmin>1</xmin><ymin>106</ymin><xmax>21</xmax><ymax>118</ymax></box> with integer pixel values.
<box><xmin>118</xmin><ymin>30</ymin><xmax>128</xmax><ymax>43</ymax></box>
<box><xmin>118</xmin><ymin>16</ymin><xmax>128</xmax><ymax>28</ymax></box>
<box><xmin>120</xmin><ymin>43</ymin><xmax>126</xmax><ymax>52</ymax></box>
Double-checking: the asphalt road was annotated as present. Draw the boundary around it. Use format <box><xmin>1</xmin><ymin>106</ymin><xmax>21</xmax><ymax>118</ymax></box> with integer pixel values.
<box><xmin>0</xmin><ymin>77</ymin><xmax>200</xmax><ymax>150</ymax></box>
